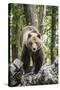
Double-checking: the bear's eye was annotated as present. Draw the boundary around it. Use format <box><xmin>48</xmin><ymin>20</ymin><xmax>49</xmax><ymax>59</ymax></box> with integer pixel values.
<box><xmin>28</xmin><ymin>34</ymin><xmax>31</xmax><ymax>38</ymax></box>
<box><xmin>37</xmin><ymin>34</ymin><xmax>40</xmax><ymax>38</ymax></box>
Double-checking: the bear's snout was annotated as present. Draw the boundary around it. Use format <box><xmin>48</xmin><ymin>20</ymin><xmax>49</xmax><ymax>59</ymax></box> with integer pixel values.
<box><xmin>32</xmin><ymin>43</ymin><xmax>37</xmax><ymax>52</ymax></box>
<box><xmin>32</xmin><ymin>47</ymin><xmax>36</xmax><ymax>52</ymax></box>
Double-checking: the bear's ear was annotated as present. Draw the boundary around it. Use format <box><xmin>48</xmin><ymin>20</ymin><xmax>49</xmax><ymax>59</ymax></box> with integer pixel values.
<box><xmin>28</xmin><ymin>33</ymin><xmax>31</xmax><ymax>38</ymax></box>
<box><xmin>37</xmin><ymin>34</ymin><xmax>41</xmax><ymax>38</ymax></box>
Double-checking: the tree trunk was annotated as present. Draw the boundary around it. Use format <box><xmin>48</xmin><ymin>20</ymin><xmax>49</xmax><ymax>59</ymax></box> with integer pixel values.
<box><xmin>12</xmin><ymin>24</ymin><xmax>18</xmax><ymax>61</ymax></box>
<box><xmin>38</xmin><ymin>5</ymin><xmax>46</xmax><ymax>35</ymax></box>
<box><xmin>8</xmin><ymin>4</ymin><xmax>11</xmax><ymax>63</ymax></box>
<box><xmin>8</xmin><ymin>4</ymin><xmax>14</xmax><ymax>63</ymax></box>
<box><xmin>8</xmin><ymin>4</ymin><xmax>18</xmax><ymax>62</ymax></box>
<box><xmin>24</xmin><ymin>4</ymin><xmax>38</xmax><ymax>28</ymax></box>
<box><xmin>51</xmin><ymin>6</ymin><xmax>57</xmax><ymax>64</ymax></box>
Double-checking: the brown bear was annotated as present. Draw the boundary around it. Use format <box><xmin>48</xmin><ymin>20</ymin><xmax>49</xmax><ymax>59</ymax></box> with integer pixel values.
<box><xmin>20</xmin><ymin>26</ymin><xmax>44</xmax><ymax>74</ymax></box>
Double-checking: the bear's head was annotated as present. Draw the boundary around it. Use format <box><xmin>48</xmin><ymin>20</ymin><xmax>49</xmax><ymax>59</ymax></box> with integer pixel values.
<box><xmin>27</xmin><ymin>31</ymin><xmax>42</xmax><ymax>52</ymax></box>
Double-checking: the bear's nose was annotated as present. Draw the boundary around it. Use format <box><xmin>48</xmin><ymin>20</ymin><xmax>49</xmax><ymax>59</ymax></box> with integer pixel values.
<box><xmin>33</xmin><ymin>48</ymin><xmax>36</xmax><ymax>51</ymax></box>
<box><xmin>33</xmin><ymin>48</ymin><xmax>35</xmax><ymax>50</ymax></box>
<box><xmin>32</xmin><ymin>48</ymin><xmax>36</xmax><ymax>52</ymax></box>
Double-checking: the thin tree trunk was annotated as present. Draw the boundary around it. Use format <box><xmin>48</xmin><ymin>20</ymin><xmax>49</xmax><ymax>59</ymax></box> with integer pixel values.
<box><xmin>38</xmin><ymin>5</ymin><xmax>46</xmax><ymax>35</ymax></box>
<box><xmin>8</xmin><ymin>4</ymin><xmax>13</xmax><ymax>63</ymax></box>
<box><xmin>8</xmin><ymin>4</ymin><xmax>11</xmax><ymax>63</ymax></box>
<box><xmin>12</xmin><ymin>24</ymin><xmax>18</xmax><ymax>61</ymax></box>
<box><xmin>51</xmin><ymin>6</ymin><xmax>57</xmax><ymax>64</ymax></box>
<box><xmin>24</xmin><ymin>4</ymin><xmax>38</xmax><ymax>28</ymax></box>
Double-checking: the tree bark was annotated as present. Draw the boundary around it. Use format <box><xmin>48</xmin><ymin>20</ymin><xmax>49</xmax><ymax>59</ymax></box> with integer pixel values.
<box><xmin>8</xmin><ymin>4</ymin><xmax>14</xmax><ymax>63</ymax></box>
<box><xmin>51</xmin><ymin>6</ymin><xmax>57</xmax><ymax>64</ymax></box>
<box><xmin>8</xmin><ymin>4</ymin><xmax>11</xmax><ymax>63</ymax></box>
<box><xmin>38</xmin><ymin>5</ymin><xmax>46</xmax><ymax>35</ymax></box>
<box><xmin>12</xmin><ymin>24</ymin><xmax>18</xmax><ymax>61</ymax></box>
<box><xmin>24</xmin><ymin>4</ymin><xmax>38</xmax><ymax>28</ymax></box>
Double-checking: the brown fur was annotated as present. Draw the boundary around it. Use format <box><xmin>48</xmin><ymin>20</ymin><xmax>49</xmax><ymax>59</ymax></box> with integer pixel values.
<box><xmin>20</xmin><ymin>26</ymin><xmax>44</xmax><ymax>74</ymax></box>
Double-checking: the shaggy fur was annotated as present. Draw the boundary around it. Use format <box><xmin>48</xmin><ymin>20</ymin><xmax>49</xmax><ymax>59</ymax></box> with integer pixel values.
<box><xmin>20</xmin><ymin>26</ymin><xmax>44</xmax><ymax>74</ymax></box>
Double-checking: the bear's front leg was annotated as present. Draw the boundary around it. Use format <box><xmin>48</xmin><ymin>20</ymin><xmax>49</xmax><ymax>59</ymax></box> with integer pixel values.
<box><xmin>33</xmin><ymin>49</ymin><xmax>44</xmax><ymax>74</ymax></box>
<box><xmin>21</xmin><ymin>46</ymin><xmax>30</xmax><ymax>73</ymax></box>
